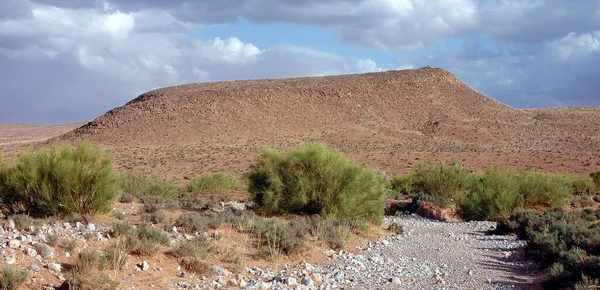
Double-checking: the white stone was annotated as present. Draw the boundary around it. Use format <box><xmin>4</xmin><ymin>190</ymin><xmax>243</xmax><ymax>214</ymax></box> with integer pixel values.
<box><xmin>4</xmin><ymin>220</ymin><xmax>15</xmax><ymax>231</ymax></box>
<box><xmin>86</xmin><ymin>223</ymin><xmax>96</xmax><ymax>231</ymax></box>
<box><xmin>8</xmin><ymin>239</ymin><xmax>20</xmax><ymax>248</ymax></box>
<box><xmin>48</xmin><ymin>262</ymin><xmax>62</xmax><ymax>272</ymax></box>
<box><xmin>390</xmin><ymin>277</ymin><xmax>402</xmax><ymax>285</ymax></box>
<box><xmin>27</xmin><ymin>248</ymin><xmax>38</xmax><ymax>257</ymax></box>
<box><xmin>140</xmin><ymin>260</ymin><xmax>149</xmax><ymax>271</ymax></box>
<box><xmin>285</xmin><ymin>277</ymin><xmax>298</xmax><ymax>286</ymax></box>
<box><xmin>6</xmin><ymin>256</ymin><xmax>16</xmax><ymax>264</ymax></box>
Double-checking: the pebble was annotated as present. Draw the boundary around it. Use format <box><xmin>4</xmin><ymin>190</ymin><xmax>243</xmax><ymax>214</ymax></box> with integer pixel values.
<box><xmin>30</xmin><ymin>264</ymin><xmax>41</xmax><ymax>272</ymax></box>
<box><xmin>8</xmin><ymin>239</ymin><xmax>20</xmax><ymax>248</ymax></box>
<box><xmin>47</xmin><ymin>262</ymin><xmax>62</xmax><ymax>272</ymax></box>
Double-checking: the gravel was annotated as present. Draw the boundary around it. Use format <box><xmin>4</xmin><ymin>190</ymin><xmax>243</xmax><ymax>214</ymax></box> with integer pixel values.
<box><xmin>316</xmin><ymin>215</ymin><xmax>540</xmax><ymax>290</ymax></box>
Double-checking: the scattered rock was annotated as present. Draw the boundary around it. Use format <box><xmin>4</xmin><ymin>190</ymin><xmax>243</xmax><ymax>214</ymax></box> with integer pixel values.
<box><xmin>284</xmin><ymin>277</ymin><xmax>298</xmax><ymax>286</ymax></box>
<box><xmin>4</xmin><ymin>220</ymin><xmax>15</xmax><ymax>231</ymax></box>
<box><xmin>47</xmin><ymin>262</ymin><xmax>62</xmax><ymax>272</ymax></box>
<box><xmin>301</xmin><ymin>277</ymin><xmax>314</xmax><ymax>286</ymax></box>
<box><xmin>8</xmin><ymin>239</ymin><xmax>20</xmax><ymax>248</ymax></box>
<box><xmin>86</xmin><ymin>223</ymin><xmax>96</xmax><ymax>231</ymax></box>
<box><xmin>214</xmin><ymin>265</ymin><xmax>232</xmax><ymax>277</ymax></box>
<box><xmin>6</xmin><ymin>256</ymin><xmax>16</xmax><ymax>265</ymax></box>
<box><xmin>390</xmin><ymin>277</ymin><xmax>402</xmax><ymax>285</ymax></box>
<box><xmin>0</xmin><ymin>226</ymin><xmax>5</xmax><ymax>235</ymax></box>
<box><xmin>30</xmin><ymin>264</ymin><xmax>41</xmax><ymax>272</ymax></box>
<box><xmin>27</xmin><ymin>248</ymin><xmax>38</xmax><ymax>257</ymax></box>
<box><xmin>139</xmin><ymin>260</ymin><xmax>149</xmax><ymax>271</ymax></box>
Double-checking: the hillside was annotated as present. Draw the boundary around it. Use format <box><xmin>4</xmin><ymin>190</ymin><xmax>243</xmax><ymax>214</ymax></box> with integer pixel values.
<box><xmin>26</xmin><ymin>67</ymin><xmax>600</xmax><ymax>178</ymax></box>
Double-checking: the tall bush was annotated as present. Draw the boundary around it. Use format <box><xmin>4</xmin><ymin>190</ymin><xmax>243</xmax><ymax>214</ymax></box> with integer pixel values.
<box><xmin>0</xmin><ymin>141</ymin><xmax>119</xmax><ymax>218</ymax></box>
<box><xmin>461</xmin><ymin>168</ymin><xmax>522</xmax><ymax>221</ymax></box>
<box><xmin>120</xmin><ymin>171</ymin><xmax>181</xmax><ymax>199</ymax></box>
<box><xmin>247</xmin><ymin>142</ymin><xmax>389</xmax><ymax>224</ymax></box>
<box><xmin>411</xmin><ymin>161</ymin><xmax>470</xmax><ymax>201</ymax></box>
<box><xmin>518</xmin><ymin>171</ymin><xmax>572</xmax><ymax>208</ymax></box>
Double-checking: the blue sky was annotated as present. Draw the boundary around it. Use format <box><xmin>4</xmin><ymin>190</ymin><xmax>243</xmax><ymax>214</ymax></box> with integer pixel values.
<box><xmin>0</xmin><ymin>0</ymin><xmax>599</xmax><ymax>124</ymax></box>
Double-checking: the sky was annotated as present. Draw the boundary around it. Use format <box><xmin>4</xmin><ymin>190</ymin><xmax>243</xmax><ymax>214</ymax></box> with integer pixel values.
<box><xmin>1</xmin><ymin>0</ymin><xmax>599</xmax><ymax>125</ymax></box>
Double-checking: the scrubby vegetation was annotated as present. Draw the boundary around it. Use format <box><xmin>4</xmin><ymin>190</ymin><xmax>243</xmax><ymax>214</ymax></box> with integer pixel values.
<box><xmin>410</xmin><ymin>161</ymin><xmax>470</xmax><ymax>201</ymax></box>
<box><xmin>120</xmin><ymin>171</ymin><xmax>182</xmax><ymax>199</ymax></box>
<box><xmin>187</xmin><ymin>172</ymin><xmax>238</xmax><ymax>194</ymax></box>
<box><xmin>247</xmin><ymin>142</ymin><xmax>389</xmax><ymax>223</ymax></box>
<box><xmin>0</xmin><ymin>141</ymin><xmax>120</xmax><ymax>218</ymax></box>
<box><xmin>0</xmin><ymin>267</ymin><xmax>28</xmax><ymax>290</ymax></box>
<box><xmin>493</xmin><ymin>208</ymin><xmax>600</xmax><ymax>289</ymax></box>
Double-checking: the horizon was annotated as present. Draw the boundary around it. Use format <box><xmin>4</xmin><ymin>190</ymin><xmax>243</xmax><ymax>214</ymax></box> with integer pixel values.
<box><xmin>1</xmin><ymin>0</ymin><xmax>599</xmax><ymax>125</ymax></box>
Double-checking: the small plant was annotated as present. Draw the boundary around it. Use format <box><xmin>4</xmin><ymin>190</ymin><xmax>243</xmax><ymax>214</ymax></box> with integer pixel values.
<box><xmin>251</xmin><ymin>218</ymin><xmax>303</xmax><ymax>257</ymax></box>
<box><xmin>112</xmin><ymin>210</ymin><xmax>126</xmax><ymax>220</ymax></box>
<box><xmin>62</xmin><ymin>238</ymin><xmax>78</xmax><ymax>253</ymax></box>
<box><xmin>104</xmin><ymin>238</ymin><xmax>128</xmax><ymax>271</ymax></box>
<box><xmin>187</xmin><ymin>172</ymin><xmax>238</xmax><ymax>194</ymax></box>
<box><xmin>0</xmin><ymin>267</ymin><xmax>28</xmax><ymax>290</ymax></box>
<box><xmin>175</xmin><ymin>213</ymin><xmax>223</xmax><ymax>232</ymax></box>
<box><xmin>172</xmin><ymin>237</ymin><xmax>212</xmax><ymax>259</ymax></box>
<box><xmin>389</xmin><ymin>222</ymin><xmax>404</xmax><ymax>235</ymax></box>
<box><xmin>140</xmin><ymin>195</ymin><xmax>179</xmax><ymax>213</ymax></box>
<box><xmin>180</xmin><ymin>257</ymin><xmax>211</xmax><ymax>275</ymax></box>
<box><xmin>119</xmin><ymin>192</ymin><xmax>135</xmax><ymax>203</ymax></box>
<box><xmin>590</xmin><ymin>170</ymin><xmax>600</xmax><ymax>190</ymax></box>
<box><xmin>36</xmin><ymin>243</ymin><xmax>54</xmax><ymax>258</ymax></box>
<box><xmin>111</xmin><ymin>222</ymin><xmax>135</xmax><ymax>237</ymax></box>
<box><xmin>136</xmin><ymin>224</ymin><xmax>169</xmax><ymax>245</ymax></box>
<box><xmin>7</xmin><ymin>214</ymin><xmax>35</xmax><ymax>231</ymax></box>
<box><xmin>248</xmin><ymin>142</ymin><xmax>389</xmax><ymax>223</ymax></box>
<box><xmin>75</xmin><ymin>249</ymin><xmax>105</xmax><ymax>273</ymax></box>
<box><xmin>120</xmin><ymin>171</ymin><xmax>182</xmax><ymax>199</ymax></box>
<box><xmin>46</xmin><ymin>232</ymin><xmax>59</xmax><ymax>247</ymax></box>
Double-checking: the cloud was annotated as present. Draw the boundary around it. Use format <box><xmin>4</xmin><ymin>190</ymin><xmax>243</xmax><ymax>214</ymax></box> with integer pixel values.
<box><xmin>401</xmin><ymin>31</ymin><xmax>600</xmax><ymax>108</ymax></box>
<box><xmin>0</xmin><ymin>1</ymin><xmax>387</xmax><ymax>124</ymax></box>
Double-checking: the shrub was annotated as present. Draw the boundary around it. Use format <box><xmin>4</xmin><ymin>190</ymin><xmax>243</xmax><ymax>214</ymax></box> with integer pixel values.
<box><xmin>252</xmin><ymin>218</ymin><xmax>303</xmax><ymax>259</ymax></box>
<box><xmin>408</xmin><ymin>193</ymin><xmax>452</xmax><ymax>213</ymax></box>
<box><xmin>104</xmin><ymin>239</ymin><xmax>128</xmax><ymax>271</ymax></box>
<box><xmin>172</xmin><ymin>237</ymin><xmax>212</xmax><ymax>259</ymax></box>
<box><xmin>390</xmin><ymin>174</ymin><xmax>415</xmax><ymax>199</ymax></box>
<box><xmin>590</xmin><ymin>171</ymin><xmax>600</xmax><ymax>190</ymax></box>
<box><xmin>7</xmin><ymin>214</ymin><xmax>35</xmax><ymax>231</ymax></box>
<box><xmin>0</xmin><ymin>267</ymin><xmax>28</xmax><ymax>290</ymax></box>
<box><xmin>517</xmin><ymin>171</ymin><xmax>572</xmax><ymax>207</ymax></box>
<box><xmin>389</xmin><ymin>222</ymin><xmax>404</xmax><ymax>235</ymax></box>
<box><xmin>75</xmin><ymin>249</ymin><xmax>105</xmax><ymax>273</ymax></box>
<box><xmin>187</xmin><ymin>172</ymin><xmax>238</xmax><ymax>194</ymax></box>
<box><xmin>0</xmin><ymin>142</ymin><xmax>119</xmax><ymax>218</ymax></box>
<box><xmin>140</xmin><ymin>195</ymin><xmax>179</xmax><ymax>213</ymax></box>
<box><xmin>136</xmin><ymin>224</ymin><xmax>169</xmax><ymax>245</ymax></box>
<box><xmin>119</xmin><ymin>192</ymin><xmax>135</xmax><ymax>203</ymax></box>
<box><xmin>180</xmin><ymin>257</ymin><xmax>211</xmax><ymax>275</ymax></box>
<box><xmin>568</xmin><ymin>175</ymin><xmax>596</xmax><ymax>196</ymax></box>
<box><xmin>62</xmin><ymin>238</ymin><xmax>78</xmax><ymax>253</ymax></box>
<box><xmin>120</xmin><ymin>171</ymin><xmax>181</xmax><ymax>199</ymax></box>
<box><xmin>460</xmin><ymin>168</ymin><xmax>522</xmax><ymax>221</ymax></box>
<box><xmin>410</xmin><ymin>161</ymin><xmax>470</xmax><ymax>201</ymax></box>
<box><xmin>248</xmin><ymin>142</ymin><xmax>389</xmax><ymax>223</ymax></box>
<box><xmin>46</xmin><ymin>232</ymin><xmax>59</xmax><ymax>247</ymax></box>
<box><xmin>175</xmin><ymin>213</ymin><xmax>223</xmax><ymax>232</ymax></box>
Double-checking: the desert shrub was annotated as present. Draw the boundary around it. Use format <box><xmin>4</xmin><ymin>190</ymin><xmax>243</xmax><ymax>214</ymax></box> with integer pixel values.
<box><xmin>0</xmin><ymin>142</ymin><xmax>119</xmax><ymax>218</ymax></box>
<box><xmin>390</xmin><ymin>174</ymin><xmax>415</xmax><ymax>199</ymax></box>
<box><xmin>75</xmin><ymin>249</ymin><xmax>105</xmax><ymax>273</ymax></box>
<box><xmin>124</xmin><ymin>224</ymin><xmax>169</xmax><ymax>256</ymax></box>
<box><xmin>0</xmin><ymin>267</ymin><xmax>28</xmax><ymax>290</ymax></box>
<box><xmin>461</xmin><ymin>168</ymin><xmax>522</xmax><ymax>221</ymax></box>
<box><xmin>187</xmin><ymin>172</ymin><xmax>238</xmax><ymax>194</ymax></box>
<box><xmin>103</xmin><ymin>239</ymin><xmax>128</xmax><ymax>271</ymax></box>
<box><xmin>140</xmin><ymin>195</ymin><xmax>179</xmax><ymax>213</ymax></box>
<box><xmin>517</xmin><ymin>171</ymin><xmax>572</xmax><ymax>207</ymax></box>
<box><xmin>7</xmin><ymin>214</ymin><xmax>35</xmax><ymax>231</ymax></box>
<box><xmin>175</xmin><ymin>212</ymin><xmax>223</xmax><ymax>232</ymax></box>
<box><xmin>251</xmin><ymin>218</ymin><xmax>303</xmax><ymax>258</ymax></box>
<box><xmin>494</xmin><ymin>208</ymin><xmax>600</xmax><ymax>288</ymax></box>
<box><xmin>46</xmin><ymin>232</ymin><xmax>59</xmax><ymax>247</ymax></box>
<box><xmin>172</xmin><ymin>237</ymin><xmax>213</xmax><ymax>259</ymax></box>
<box><xmin>407</xmin><ymin>193</ymin><xmax>452</xmax><ymax>213</ymax></box>
<box><xmin>389</xmin><ymin>222</ymin><xmax>404</xmax><ymax>235</ymax></box>
<box><xmin>136</xmin><ymin>224</ymin><xmax>169</xmax><ymax>245</ymax></box>
<box><xmin>180</xmin><ymin>257</ymin><xmax>211</xmax><ymax>275</ymax></box>
<box><xmin>248</xmin><ymin>142</ymin><xmax>389</xmax><ymax>223</ymax></box>
<box><xmin>120</xmin><ymin>171</ymin><xmax>181</xmax><ymax>199</ymax></box>
<box><xmin>141</xmin><ymin>209</ymin><xmax>168</xmax><ymax>224</ymax></box>
<box><xmin>568</xmin><ymin>175</ymin><xmax>596</xmax><ymax>196</ymax></box>
<box><xmin>119</xmin><ymin>192</ymin><xmax>135</xmax><ymax>203</ymax></box>
<box><xmin>60</xmin><ymin>273</ymin><xmax>119</xmax><ymax>290</ymax></box>
<box><xmin>62</xmin><ymin>238</ymin><xmax>78</xmax><ymax>253</ymax></box>
<box><xmin>410</xmin><ymin>161</ymin><xmax>470</xmax><ymax>201</ymax></box>
<box><xmin>590</xmin><ymin>171</ymin><xmax>600</xmax><ymax>190</ymax></box>
<box><xmin>111</xmin><ymin>222</ymin><xmax>135</xmax><ymax>237</ymax></box>
<box><xmin>319</xmin><ymin>218</ymin><xmax>355</xmax><ymax>250</ymax></box>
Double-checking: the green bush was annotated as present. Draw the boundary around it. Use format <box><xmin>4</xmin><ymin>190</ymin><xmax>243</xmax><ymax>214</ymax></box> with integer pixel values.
<box><xmin>568</xmin><ymin>175</ymin><xmax>596</xmax><ymax>196</ymax></box>
<box><xmin>187</xmin><ymin>172</ymin><xmax>238</xmax><ymax>194</ymax></box>
<box><xmin>518</xmin><ymin>171</ymin><xmax>572</xmax><ymax>207</ymax></box>
<box><xmin>494</xmin><ymin>208</ymin><xmax>600</xmax><ymax>289</ymax></box>
<box><xmin>120</xmin><ymin>171</ymin><xmax>182</xmax><ymax>199</ymax></box>
<box><xmin>0</xmin><ymin>267</ymin><xmax>28</xmax><ymax>290</ymax></box>
<box><xmin>461</xmin><ymin>168</ymin><xmax>522</xmax><ymax>221</ymax></box>
<box><xmin>0</xmin><ymin>142</ymin><xmax>119</xmax><ymax>218</ymax></box>
<box><xmin>390</xmin><ymin>174</ymin><xmax>415</xmax><ymax>198</ymax></box>
<box><xmin>410</xmin><ymin>161</ymin><xmax>470</xmax><ymax>201</ymax></box>
<box><xmin>590</xmin><ymin>171</ymin><xmax>600</xmax><ymax>190</ymax></box>
<box><xmin>247</xmin><ymin>142</ymin><xmax>389</xmax><ymax>223</ymax></box>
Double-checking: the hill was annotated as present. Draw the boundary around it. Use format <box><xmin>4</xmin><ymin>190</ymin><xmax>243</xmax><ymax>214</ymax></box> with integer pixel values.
<box><xmin>28</xmin><ymin>67</ymin><xmax>600</xmax><ymax>178</ymax></box>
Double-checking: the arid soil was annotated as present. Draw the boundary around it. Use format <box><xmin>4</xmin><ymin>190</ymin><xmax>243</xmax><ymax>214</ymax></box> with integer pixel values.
<box><xmin>2</xmin><ymin>67</ymin><xmax>600</xmax><ymax>179</ymax></box>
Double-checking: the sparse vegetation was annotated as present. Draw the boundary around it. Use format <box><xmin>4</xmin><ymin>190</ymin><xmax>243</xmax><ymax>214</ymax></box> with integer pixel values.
<box><xmin>590</xmin><ymin>170</ymin><xmax>600</xmax><ymax>190</ymax></box>
<box><xmin>493</xmin><ymin>208</ymin><xmax>600</xmax><ymax>289</ymax></box>
<box><xmin>0</xmin><ymin>142</ymin><xmax>120</xmax><ymax>218</ymax></box>
<box><xmin>248</xmin><ymin>142</ymin><xmax>389</xmax><ymax>223</ymax></box>
<box><xmin>0</xmin><ymin>267</ymin><xmax>28</xmax><ymax>290</ymax></box>
<box><xmin>120</xmin><ymin>171</ymin><xmax>182</xmax><ymax>199</ymax></box>
<box><xmin>187</xmin><ymin>172</ymin><xmax>238</xmax><ymax>194</ymax></box>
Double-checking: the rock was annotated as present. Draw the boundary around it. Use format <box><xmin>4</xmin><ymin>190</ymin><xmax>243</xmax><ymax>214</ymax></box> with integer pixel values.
<box><xmin>284</xmin><ymin>277</ymin><xmax>298</xmax><ymax>286</ymax></box>
<box><xmin>301</xmin><ymin>277</ymin><xmax>314</xmax><ymax>286</ymax></box>
<box><xmin>138</xmin><ymin>260</ymin><xmax>150</xmax><ymax>271</ymax></box>
<box><xmin>4</xmin><ymin>220</ymin><xmax>15</xmax><ymax>231</ymax></box>
<box><xmin>0</xmin><ymin>226</ymin><xmax>5</xmax><ymax>235</ymax></box>
<box><xmin>214</xmin><ymin>265</ymin><xmax>232</xmax><ymax>277</ymax></box>
<box><xmin>390</xmin><ymin>277</ymin><xmax>402</xmax><ymax>285</ymax></box>
<box><xmin>6</xmin><ymin>256</ymin><xmax>16</xmax><ymax>265</ymax></box>
<box><xmin>48</xmin><ymin>262</ymin><xmax>62</xmax><ymax>272</ymax></box>
<box><xmin>238</xmin><ymin>278</ymin><xmax>247</xmax><ymax>287</ymax></box>
<box><xmin>86</xmin><ymin>223</ymin><xmax>96</xmax><ymax>231</ymax></box>
<box><xmin>171</xmin><ymin>226</ymin><xmax>177</xmax><ymax>233</ymax></box>
<box><xmin>76</xmin><ymin>222</ymin><xmax>83</xmax><ymax>228</ymax></box>
<box><xmin>178</xmin><ymin>271</ymin><xmax>186</xmax><ymax>278</ymax></box>
<box><xmin>27</xmin><ymin>248</ymin><xmax>38</xmax><ymax>257</ymax></box>
<box><xmin>8</xmin><ymin>239</ymin><xmax>20</xmax><ymax>248</ymax></box>
<box><xmin>313</xmin><ymin>273</ymin><xmax>323</xmax><ymax>283</ymax></box>
<box><xmin>30</xmin><ymin>264</ymin><xmax>41</xmax><ymax>272</ymax></box>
